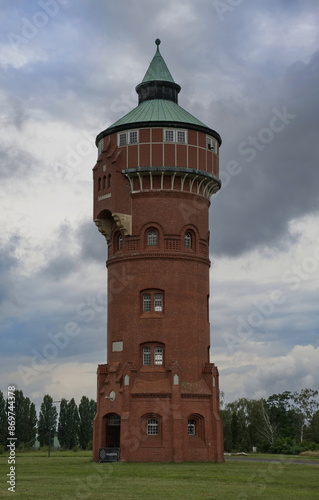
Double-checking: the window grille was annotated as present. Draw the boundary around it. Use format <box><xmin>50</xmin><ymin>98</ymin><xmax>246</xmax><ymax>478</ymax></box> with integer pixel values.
<box><xmin>177</xmin><ymin>130</ymin><xmax>186</xmax><ymax>143</ymax></box>
<box><xmin>154</xmin><ymin>347</ymin><xmax>163</xmax><ymax>365</ymax></box>
<box><xmin>185</xmin><ymin>232</ymin><xmax>192</xmax><ymax>248</ymax></box>
<box><xmin>119</xmin><ymin>133</ymin><xmax>127</xmax><ymax>146</ymax></box>
<box><xmin>143</xmin><ymin>293</ymin><xmax>151</xmax><ymax>312</ymax></box>
<box><xmin>165</xmin><ymin>130</ymin><xmax>174</xmax><ymax>142</ymax></box>
<box><xmin>147</xmin><ymin>229</ymin><xmax>158</xmax><ymax>246</ymax></box>
<box><xmin>154</xmin><ymin>293</ymin><xmax>163</xmax><ymax>312</ymax></box>
<box><xmin>129</xmin><ymin>130</ymin><xmax>138</xmax><ymax>144</ymax></box>
<box><xmin>147</xmin><ymin>419</ymin><xmax>158</xmax><ymax>435</ymax></box>
<box><xmin>143</xmin><ymin>347</ymin><xmax>151</xmax><ymax>366</ymax></box>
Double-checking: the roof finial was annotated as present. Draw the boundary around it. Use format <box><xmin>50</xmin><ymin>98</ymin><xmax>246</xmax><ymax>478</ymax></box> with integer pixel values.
<box><xmin>155</xmin><ymin>38</ymin><xmax>161</xmax><ymax>46</ymax></box>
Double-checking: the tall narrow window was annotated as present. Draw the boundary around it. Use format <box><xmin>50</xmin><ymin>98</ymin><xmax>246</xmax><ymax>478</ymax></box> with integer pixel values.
<box><xmin>118</xmin><ymin>234</ymin><xmax>123</xmax><ymax>250</ymax></box>
<box><xmin>147</xmin><ymin>229</ymin><xmax>158</xmax><ymax>246</ymax></box>
<box><xmin>185</xmin><ymin>232</ymin><xmax>192</xmax><ymax>248</ymax></box>
<box><xmin>98</xmin><ymin>177</ymin><xmax>102</xmax><ymax>191</ymax></box>
<box><xmin>154</xmin><ymin>346</ymin><xmax>163</xmax><ymax>365</ymax></box>
<box><xmin>102</xmin><ymin>175</ymin><xmax>106</xmax><ymax>189</ymax></box>
<box><xmin>143</xmin><ymin>347</ymin><xmax>151</xmax><ymax>366</ymax></box>
<box><xmin>147</xmin><ymin>419</ymin><xmax>159</xmax><ymax>435</ymax></box>
<box><xmin>154</xmin><ymin>293</ymin><xmax>163</xmax><ymax>312</ymax></box>
<box><xmin>188</xmin><ymin>420</ymin><xmax>196</xmax><ymax>435</ymax></box>
<box><xmin>107</xmin><ymin>173</ymin><xmax>111</xmax><ymax>188</ymax></box>
<box><xmin>143</xmin><ymin>293</ymin><xmax>151</xmax><ymax>312</ymax></box>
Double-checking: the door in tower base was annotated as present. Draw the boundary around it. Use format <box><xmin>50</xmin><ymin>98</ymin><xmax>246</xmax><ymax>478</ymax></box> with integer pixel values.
<box><xmin>106</xmin><ymin>413</ymin><xmax>121</xmax><ymax>447</ymax></box>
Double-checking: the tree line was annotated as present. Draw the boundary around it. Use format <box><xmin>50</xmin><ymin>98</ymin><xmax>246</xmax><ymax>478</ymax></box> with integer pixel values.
<box><xmin>0</xmin><ymin>390</ymin><xmax>96</xmax><ymax>451</ymax></box>
<box><xmin>1</xmin><ymin>388</ymin><xmax>318</xmax><ymax>454</ymax></box>
<box><xmin>221</xmin><ymin>388</ymin><xmax>319</xmax><ymax>454</ymax></box>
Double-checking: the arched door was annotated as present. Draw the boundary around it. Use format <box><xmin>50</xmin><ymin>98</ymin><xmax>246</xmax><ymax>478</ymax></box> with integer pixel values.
<box><xmin>106</xmin><ymin>413</ymin><xmax>121</xmax><ymax>447</ymax></box>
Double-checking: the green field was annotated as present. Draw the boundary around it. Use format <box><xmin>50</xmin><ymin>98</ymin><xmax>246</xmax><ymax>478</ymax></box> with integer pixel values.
<box><xmin>0</xmin><ymin>452</ymin><xmax>318</xmax><ymax>500</ymax></box>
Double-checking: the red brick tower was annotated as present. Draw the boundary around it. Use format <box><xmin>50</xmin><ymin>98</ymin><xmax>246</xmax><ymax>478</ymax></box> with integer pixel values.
<box><xmin>92</xmin><ymin>39</ymin><xmax>223</xmax><ymax>462</ymax></box>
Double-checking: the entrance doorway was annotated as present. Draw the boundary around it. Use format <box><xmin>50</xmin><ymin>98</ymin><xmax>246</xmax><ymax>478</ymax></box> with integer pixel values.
<box><xmin>106</xmin><ymin>413</ymin><xmax>121</xmax><ymax>447</ymax></box>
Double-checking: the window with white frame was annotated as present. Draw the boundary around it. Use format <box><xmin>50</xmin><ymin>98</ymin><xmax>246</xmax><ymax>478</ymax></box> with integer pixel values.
<box><xmin>154</xmin><ymin>293</ymin><xmax>163</xmax><ymax>312</ymax></box>
<box><xmin>129</xmin><ymin>130</ymin><xmax>138</xmax><ymax>144</ymax></box>
<box><xmin>119</xmin><ymin>132</ymin><xmax>127</xmax><ymax>146</ymax></box>
<box><xmin>143</xmin><ymin>346</ymin><xmax>151</xmax><ymax>366</ymax></box>
<box><xmin>141</xmin><ymin>290</ymin><xmax>164</xmax><ymax>314</ymax></box>
<box><xmin>206</xmin><ymin>136</ymin><xmax>218</xmax><ymax>154</ymax></box>
<box><xmin>154</xmin><ymin>346</ymin><xmax>163</xmax><ymax>365</ymax></box>
<box><xmin>177</xmin><ymin>130</ymin><xmax>186</xmax><ymax>143</ymax></box>
<box><xmin>118</xmin><ymin>129</ymin><xmax>139</xmax><ymax>146</ymax></box>
<box><xmin>147</xmin><ymin>419</ymin><xmax>159</xmax><ymax>435</ymax></box>
<box><xmin>164</xmin><ymin>129</ymin><xmax>174</xmax><ymax>142</ymax></box>
<box><xmin>143</xmin><ymin>293</ymin><xmax>151</xmax><ymax>312</ymax></box>
<box><xmin>141</xmin><ymin>344</ymin><xmax>164</xmax><ymax>367</ymax></box>
<box><xmin>164</xmin><ymin>129</ymin><xmax>187</xmax><ymax>143</ymax></box>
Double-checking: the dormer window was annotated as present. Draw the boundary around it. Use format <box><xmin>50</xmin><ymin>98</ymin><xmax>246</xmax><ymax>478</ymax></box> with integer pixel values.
<box><xmin>118</xmin><ymin>129</ymin><xmax>139</xmax><ymax>147</ymax></box>
<box><xmin>164</xmin><ymin>129</ymin><xmax>187</xmax><ymax>144</ymax></box>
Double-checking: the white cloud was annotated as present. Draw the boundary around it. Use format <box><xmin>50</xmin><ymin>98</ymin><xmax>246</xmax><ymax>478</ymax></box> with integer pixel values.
<box><xmin>215</xmin><ymin>344</ymin><xmax>319</xmax><ymax>403</ymax></box>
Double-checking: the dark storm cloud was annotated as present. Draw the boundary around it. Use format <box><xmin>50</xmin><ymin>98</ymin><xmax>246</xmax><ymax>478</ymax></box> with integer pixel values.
<box><xmin>210</xmin><ymin>50</ymin><xmax>319</xmax><ymax>257</ymax></box>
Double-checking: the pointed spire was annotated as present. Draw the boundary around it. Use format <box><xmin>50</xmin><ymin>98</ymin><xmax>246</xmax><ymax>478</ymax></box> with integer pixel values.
<box><xmin>136</xmin><ymin>39</ymin><xmax>181</xmax><ymax>105</ymax></box>
<box><xmin>141</xmin><ymin>39</ymin><xmax>175</xmax><ymax>83</ymax></box>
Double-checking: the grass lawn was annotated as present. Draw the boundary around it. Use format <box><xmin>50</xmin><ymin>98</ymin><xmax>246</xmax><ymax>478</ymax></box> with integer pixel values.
<box><xmin>0</xmin><ymin>451</ymin><xmax>318</xmax><ymax>500</ymax></box>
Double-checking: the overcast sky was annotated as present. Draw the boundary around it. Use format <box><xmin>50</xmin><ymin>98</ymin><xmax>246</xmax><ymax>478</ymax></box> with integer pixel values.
<box><xmin>1</xmin><ymin>0</ymin><xmax>318</xmax><ymax>409</ymax></box>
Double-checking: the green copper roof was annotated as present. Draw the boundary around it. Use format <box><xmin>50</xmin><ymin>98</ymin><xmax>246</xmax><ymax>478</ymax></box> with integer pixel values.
<box><xmin>109</xmin><ymin>99</ymin><xmax>208</xmax><ymax>129</ymax></box>
<box><xmin>141</xmin><ymin>38</ymin><xmax>175</xmax><ymax>83</ymax></box>
<box><xmin>97</xmin><ymin>39</ymin><xmax>221</xmax><ymax>144</ymax></box>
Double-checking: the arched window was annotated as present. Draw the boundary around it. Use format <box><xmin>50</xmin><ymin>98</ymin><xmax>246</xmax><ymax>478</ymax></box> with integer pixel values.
<box><xmin>185</xmin><ymin>232</ymin><xmax>192</xmax><ymax>248</ymax></box>
<box><xmin>187</xmin><ymin>414</ymin><xmax>205</xmax><ymax>440</ymax></box>
<box><xmin>107</xmin><ymin>173</ymin><xmax>111</xmax><ymax>188</ymax></box>
<box><xmin>102</xmin><ymin>175</ymin><xmax>106</xmax><ymax>190</ymax></box>
<box><xmin>98</xmin><ymin>177</ymin><xmax>102</xmax><ymax>191</ymax></box>
<box><xmin>188</xmin><ymin>419</ymin><xmax>196</xmax><ymax>435</ymax></box>
<box><xmin>147</xmin><ymin>229</ymin><xmax>158</xmax><ymax>246</ymax></box>
<box><xmin>141</xmin><ymin>343</ymin><xmax>164</xmax><ymax>367</ymax></box>
<box><xmin>142</xmin><ymin>413</ymin><xmax>162</xmax><ymax>438</ymax></box>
